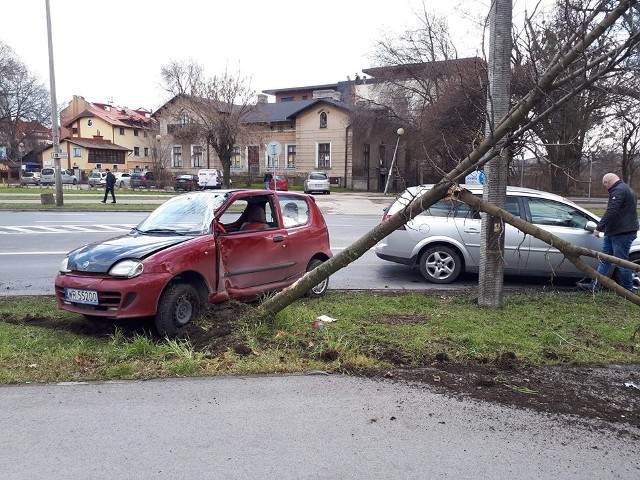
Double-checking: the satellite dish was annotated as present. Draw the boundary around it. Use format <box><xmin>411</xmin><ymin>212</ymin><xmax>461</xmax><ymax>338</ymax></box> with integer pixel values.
<box><xmin>267</xmin><ymin>141</ymin><xmax>282</xmax><ymax>157</ymax></box>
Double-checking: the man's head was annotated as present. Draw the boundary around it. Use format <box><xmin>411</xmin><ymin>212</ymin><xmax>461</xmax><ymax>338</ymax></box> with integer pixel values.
<box><xmin>602</xmin><ymin>173</ymin><xmax>620</xmax><ymax>189</ymax></box>
<box><xmin>105</xmin><ymin>168</ymin><xmax>110</xmax><ymax>173</ymax></box>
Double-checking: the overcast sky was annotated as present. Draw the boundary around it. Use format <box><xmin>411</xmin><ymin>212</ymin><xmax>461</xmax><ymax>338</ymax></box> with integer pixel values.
<box><xmin>3</xmin><ymin>0</ymin><xmax>541</xmax><ymax>112</ymax></box>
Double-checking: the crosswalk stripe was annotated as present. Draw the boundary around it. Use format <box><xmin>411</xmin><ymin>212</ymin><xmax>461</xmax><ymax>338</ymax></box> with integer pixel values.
<box><xmin>0</xmin><ymin>225</ymin><xmax>136</xmax><ymax>234</ymax></box>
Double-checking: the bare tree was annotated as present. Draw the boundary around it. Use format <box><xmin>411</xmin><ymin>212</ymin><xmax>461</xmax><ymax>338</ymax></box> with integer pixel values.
<box><xmin>365</xmin><ymin>9</ymin><xmax>486</xmax><ymax>184</ymax></box>
<box><xmin>161</xmin><ymin>60</ymin><xmax>260</xmax><ymax>187</ymax></box>
<box><xmin>513</xmin><ymin>0</ymin><xmax>640</xmax><ymax>194</ymax></box>
<box><xmin>0</xmin><ymin>42</ymin><xmax>51</xmax><ymax>169</ymax></box>
<box><xmin>256</xmin><ymin>0</ymin><xmax>640</xmax><ymax>318</ymax></box>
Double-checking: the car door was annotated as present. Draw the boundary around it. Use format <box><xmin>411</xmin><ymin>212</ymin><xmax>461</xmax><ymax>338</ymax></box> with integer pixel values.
<box><xmin>454</xmin><ymin>195</ymin><xmax>529</xmax><ymax>273</ymax></box>
<box><xmin>216</xmin><ymin>194</ymin><xmax>291</xmax><ymax>290</ymax></box>
<box><xmin>524</xmin><ymin>196</ymin><xmax>601</xmax><ymax>275</ymax></box>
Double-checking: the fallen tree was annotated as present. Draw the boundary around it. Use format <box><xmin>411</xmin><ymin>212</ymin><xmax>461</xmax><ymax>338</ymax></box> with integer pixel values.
<box><xmin>256</xmin><ymin>0</ymin><xmax>640</xmax><ymax>318</ymax></box>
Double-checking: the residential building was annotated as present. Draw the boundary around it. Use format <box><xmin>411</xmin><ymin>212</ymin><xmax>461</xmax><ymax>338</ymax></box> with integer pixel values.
<box><xmin>42</xmin><ymin>95</ymin><xmax>158</xmax><ymax>180</ymax></box>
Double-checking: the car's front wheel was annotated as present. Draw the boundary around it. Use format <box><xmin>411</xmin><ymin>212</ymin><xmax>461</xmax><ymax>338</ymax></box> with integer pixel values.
<box><xmin>419</xmin><ymin>245</ymin><xmax>462</xmax><ymax>284</ymax></box>
<box><xmin>305</xmin><ymin>259</ymin><xmax>329</xmax><ymax>297</ymax></box>
<box><xmin>155</xmin><ymin>283</ymin><xmax>202</xmax><ymax>337</ymax></box>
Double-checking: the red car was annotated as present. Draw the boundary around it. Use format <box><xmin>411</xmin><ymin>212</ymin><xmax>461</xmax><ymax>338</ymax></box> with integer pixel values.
<box><xmin>55</xmin><ymin>189</ymin><xmax>332</xmax><ymax>336</ymax></box>
<box><xmin>269</xmin><ymin>172</ymin><xmax>289</xmax><ymax>191</ymax></box>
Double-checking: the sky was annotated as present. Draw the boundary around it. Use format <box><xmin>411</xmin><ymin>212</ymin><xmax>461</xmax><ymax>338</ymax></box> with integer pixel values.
<box><xmin>2</xmin><ymin>0</ymin><xmax>542</xmax><ymax>112</ymax></box>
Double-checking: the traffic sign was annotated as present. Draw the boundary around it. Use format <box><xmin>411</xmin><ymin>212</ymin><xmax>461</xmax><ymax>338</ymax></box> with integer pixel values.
<box><xmin>266</xmin><ymin>141</ymin><xmax>281</xmax><ymax>157</ymax></box>
<box><xmin>51</xmin><ymin>152</ymin><xmax>68</xmax><ymax>159</ymax></box>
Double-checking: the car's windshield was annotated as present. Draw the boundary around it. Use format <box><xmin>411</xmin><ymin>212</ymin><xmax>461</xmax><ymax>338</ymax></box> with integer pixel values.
<box><xmin>136</xmin><ymin>192</ymin><xmax>226</xmax><ymax>235</ymax></box>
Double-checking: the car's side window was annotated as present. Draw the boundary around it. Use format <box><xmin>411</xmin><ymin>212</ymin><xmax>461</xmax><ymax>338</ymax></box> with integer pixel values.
<box><xmin>278</xmin><ymin>196</ymin><xmax>309</xmax><ymax>228</ymax></box>
<box><xmin>527</xmin><ymin>198</ymin><xmax>591</xmax><ymax>228</ymax></box>
<box><xmin>218</xmin><ymin>196</ymin><xmax>278</xmax><ymax>233</ymax></box>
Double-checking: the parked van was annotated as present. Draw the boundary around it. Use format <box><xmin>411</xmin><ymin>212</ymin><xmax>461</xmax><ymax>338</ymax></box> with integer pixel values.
<box><xmin>197</xmin><ymin>169</ymin><xmax>223</xmax><ymax>189</ymax></box>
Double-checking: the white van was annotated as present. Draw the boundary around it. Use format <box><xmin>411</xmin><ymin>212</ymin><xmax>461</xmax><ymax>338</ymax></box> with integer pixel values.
<box><xmin>197</xmin><ymin>169</ymin><xmax>223</xmax><ymax>189</ymax></box>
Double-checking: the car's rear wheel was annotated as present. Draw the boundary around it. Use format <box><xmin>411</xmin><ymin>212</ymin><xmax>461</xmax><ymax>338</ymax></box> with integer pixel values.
<box><xmin>419</xmin><ymin>245</ymin><xmax>462</xmax><ymax>284</ymax></box>
<box><xmin>155</xmin><ymin>283</ymin><xmax>202</xmax><ymax>337</ymax></box>
<box><xmin>305</xmin><ymin>259</ymin><xmax>329</xmax><ymax>298</ymax></box>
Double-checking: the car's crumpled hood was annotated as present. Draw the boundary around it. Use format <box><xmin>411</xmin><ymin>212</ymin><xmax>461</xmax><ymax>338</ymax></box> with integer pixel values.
<box><xmin>67</xmin><ymin>234</ymin><xmax>192</xmax><ymax>273</ymax></box>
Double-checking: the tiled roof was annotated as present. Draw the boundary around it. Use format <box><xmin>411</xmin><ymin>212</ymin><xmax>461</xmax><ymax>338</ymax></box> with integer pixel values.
<box><xmin>248</xmin><ymin>98</ymin><xmax>350</xmax><ymax>123</ymax></box>
<box><xmin>64</xmin><ymin>138</ymin><xmax>130</xmax><ymax>151</ymax></box>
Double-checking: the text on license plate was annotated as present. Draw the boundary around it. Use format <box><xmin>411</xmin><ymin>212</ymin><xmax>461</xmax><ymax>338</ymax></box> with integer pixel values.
<box><xmin>65</xmin><ymin>288</ymin><xmax>99</xmax><ymax>305</ymax></box>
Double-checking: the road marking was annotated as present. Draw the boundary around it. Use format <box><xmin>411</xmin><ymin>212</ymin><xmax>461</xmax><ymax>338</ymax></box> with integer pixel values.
<box><xmin>0</xmin><ymin>224</ymin><xmax>135</xmax><ymax>234</ymax></box>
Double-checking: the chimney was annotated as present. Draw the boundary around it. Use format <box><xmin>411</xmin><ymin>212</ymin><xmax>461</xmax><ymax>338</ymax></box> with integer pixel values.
<box><xmin>257</xmin><ymin>94</ymin><xmax>268</xmax><ymax>104</ymax></box>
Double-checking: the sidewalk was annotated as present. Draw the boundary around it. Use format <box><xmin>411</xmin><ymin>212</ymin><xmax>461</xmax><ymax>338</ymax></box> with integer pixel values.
<box><xmin>0</xmin><ymin>190</ymin><xmax>393</xmax><ymax>216</ymax></box>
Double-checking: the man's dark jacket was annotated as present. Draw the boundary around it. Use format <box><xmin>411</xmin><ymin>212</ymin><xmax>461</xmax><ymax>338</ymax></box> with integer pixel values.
<box><xmin>596</xmin><ymin>180</ymin><xmax>639</xmax><ymax>235</ymax></box>
<box><xmin>105</xmin><ymin>172</ymin><xmax>116</xmax><ymax>188</ymax></box>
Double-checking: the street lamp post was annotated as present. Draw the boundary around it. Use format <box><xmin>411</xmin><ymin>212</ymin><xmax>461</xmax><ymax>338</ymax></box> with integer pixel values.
<box><xmin>384</xmin><ymin>128</ymin><xmax>405</xmax><ymax>195</ymax></box>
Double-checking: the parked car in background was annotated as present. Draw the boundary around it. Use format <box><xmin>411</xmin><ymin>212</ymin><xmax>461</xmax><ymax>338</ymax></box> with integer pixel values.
<box><xmin>174</xmin><ymin>174</ymin><xmax>199</xmax><ymax>191</ymax></box>
<box><xmin>87</xmin><ymin>171</ymin><xmax>107</xmax><ymax>187</ymax></box>
<box><xmin>20</xmin><ymin>171</ymin><xmax>40</xmax><ymax>186</ymax></box>
<box><xmin>303</xmin><ymin>171</ymin><xmax>331</xmax><ymax>194</ymax></box>
<box><xmin>270</xmin><ymin>172</ymin><xmax>289</xmax><ymax>191</ymax></box>
<box><xmin>374</xmin><ymin>184</ymin><xmax>640</xmax><ymax>287</ymax></box>
<box><xmin>114</xmin><ymin>172</ymin><xmax>132</xmax><ymax>188</ymax></box>
<box><xmin>130</xmin><ymin>171</ymin><xmax>156</xmax><ymax>189</ymax></box>
<box><xmin>40</xmin><ymin>168</ymin><xmax>78</xmax><ymax>186</ymax></box>
<box><xmin>55</xmin><ymin>189</ymin><xmax>332</xmax><ymax>337</ymax></box>
<box><xmin>197</xmin><ymin>169</ymin><xmax>223</xmax><ymax>189</ymax></box>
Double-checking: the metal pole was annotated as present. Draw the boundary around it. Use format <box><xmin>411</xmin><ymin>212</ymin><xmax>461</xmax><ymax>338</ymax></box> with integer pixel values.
<box><xmin>384</xmin><ymin>128</ymin><xmax>404</xmax><ymax>195</ymax></box>
<box><xmin>520</xmin><ymin>154</ymin><xmax>524</xmax><ymax>187</ymax></box>
<box><xmin>45</xmin><ymin>0</ymin><xmax>63</xmax><ymax>206</ymax></box>
<box><xmin>588</xmin><ymin>152</ymin><xmax>593</xmax><ymax>199</ymax></box>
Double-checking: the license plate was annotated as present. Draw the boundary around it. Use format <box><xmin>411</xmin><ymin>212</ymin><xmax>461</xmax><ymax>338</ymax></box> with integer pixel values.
<box><xmin>65</xmin><ymin>288</ymin><xmax>99</xmax><ymax>305</ymax></box>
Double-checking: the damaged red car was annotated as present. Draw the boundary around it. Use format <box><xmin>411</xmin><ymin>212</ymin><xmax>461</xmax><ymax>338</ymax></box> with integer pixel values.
<box><xmin>55</xmin><ymin>189</ymin><xmax>332</xmax><ymax>336</ymax></box>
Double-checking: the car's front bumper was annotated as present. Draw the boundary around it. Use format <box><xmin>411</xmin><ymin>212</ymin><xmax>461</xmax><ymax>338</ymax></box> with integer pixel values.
<box><xmin>55</xmin><ymin>271</ymin><xmax>172</xmax><ymax>319</ymax></box>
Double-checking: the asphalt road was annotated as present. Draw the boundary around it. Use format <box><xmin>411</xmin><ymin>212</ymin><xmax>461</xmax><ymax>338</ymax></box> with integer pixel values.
<box><xmin>2</xmin><ymin>375</ymin><xmax>638</xmax><ymax>479</ymax></box>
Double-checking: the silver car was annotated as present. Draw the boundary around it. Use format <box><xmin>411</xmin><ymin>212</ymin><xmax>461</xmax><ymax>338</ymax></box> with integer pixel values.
<box><xmin>304</xmin><ymin>171</ymin><xmax>331</xmax><ymax>194</ymax></box>
<box><xmin>374</xmin><ymin>185</ymin><xmax>640</xmax><ymax>286</ymax></box>
<box><xmin>40</xmin><ymin>168</ymin><xmax>78</xmax><ymax>186</ymax></box>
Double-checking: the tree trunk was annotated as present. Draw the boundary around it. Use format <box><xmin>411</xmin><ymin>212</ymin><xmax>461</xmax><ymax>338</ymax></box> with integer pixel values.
<box><xmin>479</xmin><ymin>0</ymin><xmax>512</xmax><ymax>307</ymax></box>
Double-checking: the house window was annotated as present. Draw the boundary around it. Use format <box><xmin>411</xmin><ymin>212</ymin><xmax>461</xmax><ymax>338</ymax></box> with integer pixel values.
<box><xmin>301</xmin><ymin>95</ymin><xmax>308</xmax><ymax>100</ymax></box>
<box><xmin>379</xmin><ymin>144</ymin><xmax>387</xmax><ymax>166</ymax></box>
<box><xmin>134</xmin><ymin>147</ymin><xmax>140</xmax><ymax>156</ymax></box>
<box><xmin>363</xmin><ymin>144</ymin><xmax>370</xmax><ymax>171</ymax></box>
<box><xmin>143</xmin><ymin>131</ymin><xmax>148</xmax><ymax>138</ymax></box>
<box><xmin>317</xmin><ymin>143</ymin><xmax>330</xmax><ymax>168</ymax></box>
<box><xmin>73</xmin><ymin>147</ymin><xmax>82</xmax><ymax>157</ymax></box>
<box><xmin>144</xmin><ymin>147</ymin><xmax>149</xmax><ymax>157</ymax></box>
<box><xmin>281</xmin><ymin>96</ymin><xmax>294</xmax><ymax>102</ymax></box>
<box><xmin>286</xmin><ymin>145</ymin><xmax>296</xmax><ymax>168</ymax></box>
<box><xmin>231</xmin><ymin>146</ymin><xmax>242</xmax><ymax>169</ymax></box>
<box><xmin>172</xmin><ymin>145</ymin><xmax>183</xmax><ymax>168</ymax></box>
<box><xmin>119</xmin><ymin>127</ymin><xmax>125</xmax><ymax>135</ymax></box>
<box><xmin>191</xmin><ymin>145</ymin><xmax>203</xmax><ymax>168</ymax></box>
<box><xmin>134</xmin><ymin>129</ymin><xmax>139</xmax><ymax>137</ymax></box>
<box><xmin>72</xmin><ymin>127</ymin><xmax>78</xmax><ymax>135</ymax></box>
<box><xmin>320</xmin><ymin>112</ymin><xmax>327</xmax><ymax>129</ymax></box>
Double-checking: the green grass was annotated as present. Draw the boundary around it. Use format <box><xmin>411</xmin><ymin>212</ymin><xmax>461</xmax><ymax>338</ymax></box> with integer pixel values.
<box><xmin>0</xmin><ymin>292</ymin><xmax>638</xmax><ymax>385</ymax></box>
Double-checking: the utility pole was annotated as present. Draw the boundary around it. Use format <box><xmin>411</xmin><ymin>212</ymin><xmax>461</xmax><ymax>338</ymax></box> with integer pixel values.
<box><xmin>45</xmin><ymin>0</ymin><xmax>63</xmax><ymax>206</ymax></box>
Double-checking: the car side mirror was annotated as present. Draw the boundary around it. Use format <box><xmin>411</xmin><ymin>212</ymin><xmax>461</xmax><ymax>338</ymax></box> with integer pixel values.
<box><xmin>585</xmin><ymin>220</ymin><xmax>597</xmax><ymax>232</ymax></box>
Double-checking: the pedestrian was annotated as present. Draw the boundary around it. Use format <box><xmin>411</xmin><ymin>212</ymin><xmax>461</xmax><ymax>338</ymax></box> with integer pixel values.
<box><xmin>578</xmin><ymin>173</ymin><xmax>638</xmax><ymax>292</ymax></box>
<box><xmin>264</xmin><ymin>171</ymin><xmax>273</xmax><ymax>190</ymax></box>
<box><xmin>101</xmin><ymin>169</ymin><xmax>117</xmax><ymax>204</ymax></box>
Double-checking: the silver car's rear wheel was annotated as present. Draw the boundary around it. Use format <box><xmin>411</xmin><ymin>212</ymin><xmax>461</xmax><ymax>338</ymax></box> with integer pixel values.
<box><xmin>629</xmin><ymin>253</ymin><xmax>640</xmax><ymax>290</ymax></box>
<box><xmin>419</xmin><ymin>245</ymin><xmax>462</xmax><ymax>284</ymax></box>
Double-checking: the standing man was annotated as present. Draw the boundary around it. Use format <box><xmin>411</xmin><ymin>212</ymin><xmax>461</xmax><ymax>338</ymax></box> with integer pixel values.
<box><xmin>101</xmin><ymin>169</ymin><xmax>117</xmax><ymax>204</ymax></box>
<box><xmin>264</xmin><ymin>171</ymin><xmax>273</xmax><ymax>190</ymax></box>
<box><xmin>578</xmin><ymin>173</ymin><xmax>638</xmax><ymax>291</ymax></box>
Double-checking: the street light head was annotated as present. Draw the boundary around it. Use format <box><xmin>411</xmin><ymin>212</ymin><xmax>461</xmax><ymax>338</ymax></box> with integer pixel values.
<box><xmin>397</xmin><ymin>128</ymin><xmax>405</xmax><ymax>136</ymax></box>
<box><xmin>155</xmin><ymin>135</ymin><xmax>162</xmax><ymax>142</ymax></box>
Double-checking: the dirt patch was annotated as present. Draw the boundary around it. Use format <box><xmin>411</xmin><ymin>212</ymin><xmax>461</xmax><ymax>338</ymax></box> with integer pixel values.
<box><xmin>3</xmin><ymin>302</ymin><xmax>639</xmax><ymax>436</ymax></box>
